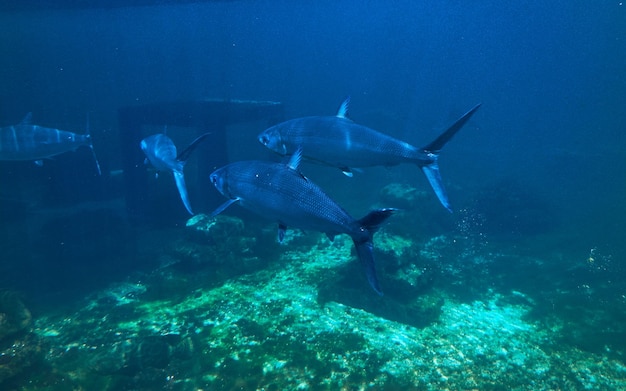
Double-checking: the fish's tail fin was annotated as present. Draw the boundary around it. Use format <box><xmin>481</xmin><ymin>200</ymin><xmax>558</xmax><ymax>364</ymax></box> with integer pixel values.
<box><xmin>420</xmin><ymin>159</ymin><xmax>452</xmax><ymax>212</ymax></box>
<box><xmin>174</xmin><ymin>171</ymin><xmax>194</xmax><ymax>215</ymax></box>
<box><xmin>352</xmin><ymin>208</ymin><xmax>398</xmax><ymax>295</ymax></box>
<box><xmin>88</xmin><ymin>138</ymin><xmax>102</xmax><ymax>176</ymax></box>
<box><xmin>85</xmin><ymin>112</ymin><xmax>102</xmax><ymax>175</ymax></box>
<box><xmin>176</xmin><ymin>132</ymin><xmax>212</xmax><ymax>163</ymax></box>
<box><xmin>419</xmin><ymin>103</ymin><xmax>481</xmax><ymax>212</ymax></box>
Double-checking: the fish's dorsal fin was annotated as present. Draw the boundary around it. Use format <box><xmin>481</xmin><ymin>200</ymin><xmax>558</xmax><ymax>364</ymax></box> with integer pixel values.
<box><xmin>336</xmin><ymin>96</ymin><xmax>351</xmax><ymax>119</ymax></box>
<box><xmin>287</xmin><ymin>147</ymin><xmax>303</xmax><ymax>170</ymax></box>
<box><xmin>20</xmin><ymin>112</ymin><xmax>33</xmax><ymax>125</ymax></box>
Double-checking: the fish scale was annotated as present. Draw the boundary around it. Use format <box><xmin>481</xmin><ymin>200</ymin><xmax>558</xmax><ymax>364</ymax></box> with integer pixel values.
<box><xmin>282</xmin><ymin>117</ymin><xmax>421</xmax><ymax>167</ymax></box>
<box><xmin>218</xmin><ymin>160</ymin><xmax>356</xmax><ymax>236</ymax></box>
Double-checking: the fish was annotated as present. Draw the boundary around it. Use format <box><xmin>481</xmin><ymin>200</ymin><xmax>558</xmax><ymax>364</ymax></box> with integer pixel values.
<box><xmin>140</xmin><ymin>132</ymin><xmax>211</xmax><ymax>215</ymax></box>
<box><xmin>258</xmin><ymin>98</ymin><xmax>481</xmax><ymax>212</ymax></box>
<box><xmin>209</xmin><ymin>148</ymin><xmax>397</xmax><ymax>295</ymax></box>
<box><xmin>0</xmin><ymin>112</ymin><xmax>101</xmax><ymax>174</ymax></box>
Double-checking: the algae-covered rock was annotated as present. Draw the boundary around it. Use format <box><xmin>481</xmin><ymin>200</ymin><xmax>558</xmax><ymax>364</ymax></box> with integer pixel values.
<box><xmin>0</xmin><ymin>332</ymin><xmax>43</xmax><ymax>386</ymax></box>
<box><xmin>162</xmin><ymin>213</ymin><xmax>275</xmax><ymax>285</ymax></box>
<box><xmin>135</xmin><ymin>335</ymin><xmax>172</xmax><ymax>369</ymax></box>
<box><xmin>185</xmin><ymin>213</ymin><xmax>245</xmax><ymax>244</ymax></box>
<box><xmin>0</xmin><ymin>291</ymin><xmax>31</xmax><ymax>341</ymax></box>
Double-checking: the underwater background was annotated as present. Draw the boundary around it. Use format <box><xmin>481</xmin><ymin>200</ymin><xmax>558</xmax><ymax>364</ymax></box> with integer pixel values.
<box><xmin>0</xmin><ymin>1</ymin><xmax>625</xmax><ymax>389</ymax></box>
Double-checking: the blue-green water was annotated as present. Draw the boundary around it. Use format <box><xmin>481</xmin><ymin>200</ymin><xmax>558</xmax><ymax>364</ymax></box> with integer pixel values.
<box><xmin>0</xmin><ymin>1</ymin><xmax>625</xmax><ymax>389</ymax></box>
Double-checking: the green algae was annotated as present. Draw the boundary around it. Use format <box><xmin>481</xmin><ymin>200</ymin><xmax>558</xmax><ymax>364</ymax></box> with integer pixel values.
<box><xmin>8</xmin><ymin>219</ymin><xmax>625</xmax><ymax>390</ymax></box>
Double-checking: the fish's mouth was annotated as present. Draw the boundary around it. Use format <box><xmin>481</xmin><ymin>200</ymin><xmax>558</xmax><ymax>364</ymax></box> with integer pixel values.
<box><xmin>210</xmin><ymin>173</ymin><xmax>219</xmax><ymax>188</ymax></box>
<box><xmin>210</xmin><ymin>171</ymin><xmax>233</xmax><ymax>199</ymax></box>
<box><xmin>258</xmin><ymin>132</ymin><xmax>287</xmax><ymax>155</ymax></box>
<box><xmin>258</xmin><ymin>134</ymin><xmax>270</xmax><ymax>146</ymax></box>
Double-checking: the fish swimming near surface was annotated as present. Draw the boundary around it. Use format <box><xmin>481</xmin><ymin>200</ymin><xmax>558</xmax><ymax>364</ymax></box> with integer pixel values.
<box><xmin>209</xmin><ymin>148</ymin><xmax>397</xmax><ymax>295</ymax></box>
<box><xmin>140</xmin><ymin>132</ymin><xmax>211</xmax><ymax>215</ymax></box>
<box><xmin>258</xmin><ymin>98</ymin><xmax>481</xmax><ymax>212</ymax></box>
<box><xmin>0</xmin><ymin>112</ymin><xmax>101</xmax><ymax>174</ymax></box>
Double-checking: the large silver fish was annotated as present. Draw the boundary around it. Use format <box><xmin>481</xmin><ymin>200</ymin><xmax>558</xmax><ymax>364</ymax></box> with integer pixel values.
<box><xmin>140</xmin><ymin>132</ymin><xmax>210</xmax><ymax>215</ymax></box>
<box><xmin>0</xmin><ymin>112</ymin><xmax>101</xmax><ymax>174</ymax></box>
<box><xmin>210</xmin><ymin>149</ymin><xmax>397</xmax><ymax>295</ymax></box>
<box><xmin>258</xmin><ymin>98</ymin><xmax>481</xmax><ymax>212</ymax></box>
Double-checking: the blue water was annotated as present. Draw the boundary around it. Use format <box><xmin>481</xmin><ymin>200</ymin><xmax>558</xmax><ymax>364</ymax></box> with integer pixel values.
<box><xmin>0</xmin><ymin>1</ymin><xmax>625</xmax><ymax>389</ymax></box>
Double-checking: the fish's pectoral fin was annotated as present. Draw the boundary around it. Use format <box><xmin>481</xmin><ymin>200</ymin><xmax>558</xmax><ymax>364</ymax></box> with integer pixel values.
<box><xmin>210</xmin><ymin>198</ymin><xmax>239</xmax><ymax>217</ymax></box>
<box><xmin>340</xmin><ymin>167</ymin><xmax>363</xmax><ymax>177</ymax></box>
<box><xmin>340</xmin><ymin>167</ymin><xmax>353</xmax><ymax>177</ymax></box>
<box><xmin>277</xmin><ymin>223</ymin><xmax>287</xmax><ymax>243</ymax></box>
<box><xmin>20</xmin><ymin>112</ymin><xmax>33</xmax><ymax>125</ymax></box>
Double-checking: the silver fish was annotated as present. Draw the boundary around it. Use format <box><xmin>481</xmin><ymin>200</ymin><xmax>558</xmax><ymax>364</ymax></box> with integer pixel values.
<box><xmin>141</xmin><ymin>132</ymin><xmax>210</xmax><ymax>215</ymax></box>
<box><xmin>0</xmin><ymin>112</ymin><xmax>101</xmax><ymax>174</ymax></box>
<box><xmin>210</xmin><ymin>149</ymin><xmax>397</xmax><ymax>295</ymax></box>
<box><xmin>258</xmin><ymin>98</ymin><xmax>481</xmax><ymax>212</ymax></box>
